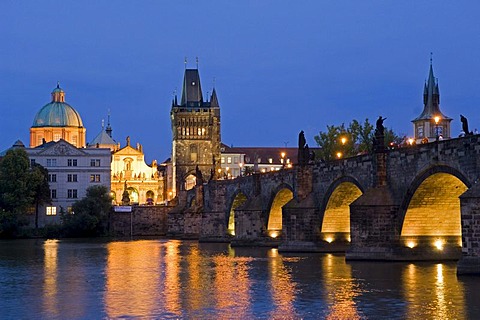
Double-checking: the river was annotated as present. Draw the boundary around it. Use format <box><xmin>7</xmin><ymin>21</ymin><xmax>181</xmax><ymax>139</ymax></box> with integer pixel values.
<box><xmin>0</xmin><ymin>239</ymin><xmax>479</xmax><ymax>319</ymax></box>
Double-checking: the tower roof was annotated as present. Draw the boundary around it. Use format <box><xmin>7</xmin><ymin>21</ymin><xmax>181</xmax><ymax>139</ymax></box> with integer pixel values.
<box><xmin>180</xmin><ymin>69</ymin><xmax>203</xmax><ymax>107</ymax></box>
<box><xmin>413</xmin><ymin>62</ymin><xmax>451</xmax><ymax>122</ymax></box>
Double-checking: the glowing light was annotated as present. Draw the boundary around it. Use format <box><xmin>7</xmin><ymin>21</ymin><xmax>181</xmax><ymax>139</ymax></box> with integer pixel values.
<box><xmin>340</xmin><ymin>137</ymin><xmax>347</xmax><ymax>145</ymax></box>
<box><xmin>287</xmin><ymin>163</ymin><xmax>292</xmax><ymax>168</ymax></box>
<box><xmin>346</xmin><ymin>236</ymin><xmax>351</xmax><ymax>242</ymax></box>
<box><xmin>336</xmin><ymin>152</ymin><xmax>342</xmax><ymax>159</ymax></box>
<box><xmin>434</xmin><ymin>239</ymin><xmax>444</xmax><ymax>250</ymax></box>
<box><xmin>325</xmin><ymin>236</ymin><xmax>334</xmax><ymax>243</ymax></box>
<box><xmin>270</xmin><ymin>231</ymin><xmax>279</xmax><ymax>238</ymax></box>
<box><xmin>408</xmin><ymin>138</ymin><xmax>414</xmax><ymax>145</ymax></box>
<box><xmin>406</xmin><ymin>241</ymin><xmax>416</xmax><ymax>249</ymax></box>
<box><xmin>217</xmin><ymin>168</ymin><xmax>222</xmax><ymax>173</ymax></box>
<box><xmin>434</xmin><ymin>116</ymin><xmax>440</xmax><ymax>124</ymax></box>
<box><xmin>281</xmin><ymin>152</ymin><xmax>286</xmax><ymax>158</ymax></box>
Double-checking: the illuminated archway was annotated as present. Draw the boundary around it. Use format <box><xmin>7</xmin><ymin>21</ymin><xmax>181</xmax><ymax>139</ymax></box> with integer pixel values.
<box><xmin>401</xmin><ymin>172</ymin><xmax>468</xmax><ymax>248</ymax></box>
<box><xmin>321</xmin><ymin>181</ymin><xmax>362</xmax><ymax>242</ymax></box>
<box><xmin>185</xmin><ymin>174</ymin><xmax>196</xmax><ymax>191</ymax></box>
<box><xmin>127</xmin><ymin>187</ymin><xmax>139</xmax><ymax>203</ymax></box>
<box><xmin>227</xmin><ymin>192</ymin><xmax>248</xmax><ymax>236</ymax></box>
<box><xmin>267</xmin><ymin>188</ymin><xmax>293</xmax><ymax>237</ymax></box>
<box><xmin>146</xmin><ymin>190</ymin><xmax>155</xmax><ymax>204</ymax></box>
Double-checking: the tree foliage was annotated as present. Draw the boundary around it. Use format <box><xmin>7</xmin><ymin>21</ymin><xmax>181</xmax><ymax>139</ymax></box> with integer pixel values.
<box><xmin>0</xmin><ymin>148</ymin><xmax>51</xmax><ymax>236</ymax></box>
<box><xmin>62</xmin><ymin>185</ymin><xmax>112</xmax><ymax>237</ymax></box>
<box><xmin>314</xmin><ymin>118</ymin><xmax>402</xmax><ymax>161</ymax></box>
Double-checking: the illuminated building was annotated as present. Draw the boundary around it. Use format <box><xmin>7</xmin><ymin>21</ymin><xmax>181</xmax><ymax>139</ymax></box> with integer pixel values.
<box><xmin>412</xmin><ymin>60</ymin><xmax>452</xmax><ymax>143</ymax></box>
<box><xmin>110</xmin><ymin>137</ymin><xmax>165</xmax><ymax>205</ymax></box>
<box><xmin>30</xmin><ymin>83</ymin><xmax>86</xmax><ymax>148</ymax></box>
<box><xmin>170</xmin><ymin>66</ymin><xmax>221</xmax><ymax>193</ymax></box>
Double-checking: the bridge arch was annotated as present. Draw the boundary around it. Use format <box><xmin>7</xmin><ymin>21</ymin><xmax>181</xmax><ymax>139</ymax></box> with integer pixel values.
<box><xmin>225</xmin><ymin>190</ymin><xmax>249</xmax><ymax>236</ymax></box>
<box><xmin>266</xmin><ymin>183</ymin><xmax>294</xmax><ymax>238</ymax></box>
<box><xmin>399</xmin><ymin>165</ymin><xmax>470</xmax><ymax>250</ymax></box>
<box><xmin>320</xmin><ymin>176</ymin><xmax>364</xmax><ymax>242</ymax></box>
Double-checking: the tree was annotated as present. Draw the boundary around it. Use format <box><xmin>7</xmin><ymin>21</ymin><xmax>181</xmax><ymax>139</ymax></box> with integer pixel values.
<box><xmin>29</xmin><ymin>164</ymin><xmax>51</xmax><ymax>229</ymax></box>
<box><xmin>314</xmin><ymin>118</ymin><xmax>402</xmax><ymax>161</ymax></box>
<box><xmin>0</xmin><ymin>148</ymin><xmax>32</xmax><ymax>213</ymax></box>
<box><xmin>63</xmin><ymin>185</ymin><xmax>112</xmax><ymax>237</ymax></box>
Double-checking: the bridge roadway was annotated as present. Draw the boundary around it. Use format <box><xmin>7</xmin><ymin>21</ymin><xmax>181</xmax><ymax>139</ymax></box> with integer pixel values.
<box><xmin>169</xmin><ymin>135</ymin><xmax>480</xmax><ymax>274</ymax></box>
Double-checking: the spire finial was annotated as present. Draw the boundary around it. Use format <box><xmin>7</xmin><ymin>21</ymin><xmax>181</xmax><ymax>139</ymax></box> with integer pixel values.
<box><xmin>102</xmin><ymin>119</ymin><xmax>105</xmax><ymax>129</ymax></box>
<box><xmin>196</xmin><ymin>56</ymin><xmax>199</xmax><ymax>69</ymax></box>
<box><xmin>430</xmin><ymin>52</ymin><xmax>433</xmax><ymax>65</ymax></box>
<box><xmin>213</xmin><ymin>77</ymin><xmax>216</xmax><ymax>89</ymax></box>
<box><xmin>57</xmin><ymin>81</ymin><xmax>60</xmax><ymax>88</ymax></box>
<box><xmin>184</xmin><ymin>57</ymin><xmax>187</xmax><ymax>69</ymax></box>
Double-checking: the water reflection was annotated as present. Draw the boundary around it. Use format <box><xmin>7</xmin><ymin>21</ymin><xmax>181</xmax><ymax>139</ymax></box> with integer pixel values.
<box><xmin>105</xmin><ymin>240</ymin><xmax>162</xmax><ymax>318</ymax></box>
<box><xmin>323</xmin><ymin>254</ymin><xmax>362</xmax><ymax>319</ymax></box>
<box><xmin>1</xmin><ymin>240</ymin><xmax>479</xmax><ymax>319</ymax></box>
<box><xmin>43</xmin><ymin>239</ymin><xmax>59</xmax><ymax>317</ymax></box>
<box><xmin>268</xmin><ymin>248</ymin><xmax>297</xmax><ymax>319</ymax></box>
<box><xmin>402</xmin><ymin>262</ymin><xmax>466</xmax><ymax>319</ymax></box>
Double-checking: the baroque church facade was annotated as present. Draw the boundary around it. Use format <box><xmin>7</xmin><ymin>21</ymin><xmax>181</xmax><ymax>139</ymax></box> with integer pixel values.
<box><xmin>170</xmin><ymin>67</ymin><xmax>221</xmax><ymax>194</ymax></box>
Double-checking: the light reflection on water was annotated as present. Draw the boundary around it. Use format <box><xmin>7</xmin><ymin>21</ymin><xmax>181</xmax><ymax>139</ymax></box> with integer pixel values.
<box><xmin>1</xmin><ymin>239</ymin><xmax>480</xmax><ymax>319</ymax></box>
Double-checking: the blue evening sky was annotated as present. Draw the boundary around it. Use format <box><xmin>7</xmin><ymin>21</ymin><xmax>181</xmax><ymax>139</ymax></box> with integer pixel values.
<box><xmin>1</xmin><ymin>1</ymin><xmax>479</xmax><ymax>162</ymax></box>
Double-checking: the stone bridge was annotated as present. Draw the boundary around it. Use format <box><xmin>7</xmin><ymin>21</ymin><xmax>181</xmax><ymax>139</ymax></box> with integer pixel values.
<box><xmin>169</xmin><ymin>135</ymin><xmax>480</xmax><ymax>274</ymax></box>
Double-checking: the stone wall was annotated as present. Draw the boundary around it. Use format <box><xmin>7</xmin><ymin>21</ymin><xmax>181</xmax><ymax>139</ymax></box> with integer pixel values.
<box><xmin>110</xmin><ymin>205</ymin><xmax>171</xmax><ymax>236</ymax></box>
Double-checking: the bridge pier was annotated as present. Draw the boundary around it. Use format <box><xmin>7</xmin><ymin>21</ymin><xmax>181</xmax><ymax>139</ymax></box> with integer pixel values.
<box><xmin>346</xmin><ymin>186</ymin><xmax>401</xmax><ymax>260</ymax></box>
<box><xmin>457</xmin><ymin>183</ymin><xmax>480</xmax><ymax>275</ymax></box>
<box><xmin>231</xmin><ymin>196</ymin><xmax>270</xmax><ymax>246</ymax></box>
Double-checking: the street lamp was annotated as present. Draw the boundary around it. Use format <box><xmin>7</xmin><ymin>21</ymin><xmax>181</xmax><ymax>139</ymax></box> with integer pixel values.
<box><xmin>434</xmin><ymin>116</ymin><xmax>440</xmax><ymax>141</ymax></box>
<box><xmin>336</xmin><ymin>152</ymin><xmax>342</xmax><ymax>159</ymax></box>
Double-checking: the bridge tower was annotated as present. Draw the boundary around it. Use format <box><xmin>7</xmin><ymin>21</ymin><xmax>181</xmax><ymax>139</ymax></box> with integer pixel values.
<box><xmin>170</xmin><ymin>66</ymin><xmax>221</xmax><ymax>195</ymax></box>
<box><xmin>412</xmin><ymin>60</ymin><xmax>452</xmax><ymax>143</ymax></box>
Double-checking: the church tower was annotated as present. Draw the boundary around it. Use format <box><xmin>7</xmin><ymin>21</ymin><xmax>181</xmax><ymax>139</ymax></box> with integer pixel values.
<box><xmin>170</xmin><ymin>66</ymin><xmax>221</xmax><ymax>194</ymax></box>
<box><xmin>412</xmin><ymin>60</ymin><xmax>452</xmax><ymax>142</ymax></box>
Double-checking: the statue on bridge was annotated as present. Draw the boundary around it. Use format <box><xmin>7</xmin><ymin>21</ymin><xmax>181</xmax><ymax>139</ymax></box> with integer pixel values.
<box><xmin>460</xmin><ymin>115</ymin><xmax>472</xmax><ymax>136</ymax></box>
<box><xmin>298</xmin><ymin>130</ymin><xmax>309</xmax><ymax>165</ymax></box>
<box><xmin>373</xmin><ymin>116</ymin><xmax>387</xmax><ymax>152</ymax></box>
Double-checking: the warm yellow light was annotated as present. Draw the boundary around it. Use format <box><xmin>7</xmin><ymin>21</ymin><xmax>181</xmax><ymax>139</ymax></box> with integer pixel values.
<box><xmin>336</xmin><ymin>152</ymin><xmax>342</xmax><ymax>159</ymax></box>
<box><xmin>408</xmin><ymin>138</ymin><xmax>414</xmax><ymax>145</ymax></box>
<box><xmin>226</xmin><ymin>167</ymin><xmax>230</xmax><ymax>171</ymax></box>
<box><xmin>341</xmin><ymin>137</ymin><xmax>347</xmax><ymax>145</ymax></box>
<box><xmin>434</xmin><ymin>239</ymin><xmax>444</xmax><ymax>250</ymax></box>
<box><xmin>434</xmin><ymin>116</ymin><xmax>440</xmax><ymax>124</ymax></box>
<box><xmin>261</xmin><ymin>168</ymin><xmax>266</xmax><ymax>173</ymax></box>
<box><xmin>239</xmin><ymin>163</ymin><xmax>243</xmax><ymax>168</ymax></box>
<box><xmin>270</xmin><ymin>231</ymin><xmax>279</xmax><ymax>238</ymax></box>
<box><xmin>217</xmin><ymin>168</ymin><xmax>222</xmax><ymax>173</ymax></box>
<box><xmin>287</xmin><ymin>163</ymin><xmax>292</xmax><ymax>168</ymax></box>
<box><xmin>281</xmin><ymin>152</ymin><xmax>286</xmax><ymax>158</ymax></box>
<box><xmin>270</xmin><ymin>167</ymin><xmax>275</xmax><ymax>171</ymax></box>
<box><xmin>325</xmin><ymin>236</ymin><xmax>334</xmax><ymax>243</ymax></box>
<box><xmin>346</xmin><ymin>236</ymin><xmax>351</xmax><ymax>242</ymax></box>
<box><xmin>406</xmin><ymin>241</ymin><xmax>416</xmax><ymax>249</ymax></box>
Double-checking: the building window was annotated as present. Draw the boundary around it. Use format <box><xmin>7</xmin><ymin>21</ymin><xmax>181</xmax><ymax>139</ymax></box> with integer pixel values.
<box><xmin>67</xmin><ymin>189</ymin><xmax>78</xmax><ymax>199</ymax></box>
<box><xmin>67</xmin><ymin>207</ymin><xmax>74</xmax><ymax>214</ymax></box>
<box><xmin>90</xmin><ymin>159</ymin><xmax>101</xmax><ymax>167</ymax></box>
<box><xmin>90</xmin><ymin>174</ymin><xmax>101</xmax><ymax>182</ymax></box>
<box><xmin>72</xmin><ymin>136</ymin><xmax>77</xmax><ymax>147</ymax></box>
<box><xmin>417</xmin><ymin>125</ymin><xmax>424</xmax><ymax>138</ymax></box>
<box><xmin>51</xmin><ymin>189</ymin><xmax>57</xmax><ymax>199</ymax></box>
<box><xmin>227</xmin><ymin>157</ymin><xmax>232</xmax><ymax>164</ymax></box>
<box><xmin>53</xmin><ymin>133</ymin><xmax>61</xmax><ymax>141</ymax></box>
<box><xmin>67</xmin><ymin>159</ymin><xmax>78</xmax><ymax>167</ymax></box>
<box><xmin>46</xmin><ymin>206</ymin><xmax>57</xmax><ymax>216</ymax></box>
<box><xmin>30</xmin><ymin>159</ymin><xmax>36</xmax><ymax>166</ymax></box>
<box><xmin>48</xmin><ymin>174</ymin><xmax>57</xmax><ymax>182</ymax></box>
<box><xmin>46</xmin><ymin>159</ymin><xmax>57</xmax><ymax>167</ymax></box>
<box><xmin>268</xmin><ymin>158</ymin><xmax>273</xmax><ymax>164</ymax></box>
<box><xmin>37</xmin><ymin>137</ymin><xmax>43</xmax><ymax>146</ymax></box>
<box><xmin>221</xmin><ymin>157</ymin><xmax>225</xmax><ymax>164</ymax></box>
<box><xmin>67</xmin><ymin>174</ymin><xmax>77</xmax><ymax>182</ymax></box>
<box><xmin>234</xmin><ymin>157</ymin><xmax>239</xmax><ymax>164</ymax></box>
<box><xmin>190</xmin><ymin>145</ymin><xmax>198</xmax><ymax>162</ymax></box>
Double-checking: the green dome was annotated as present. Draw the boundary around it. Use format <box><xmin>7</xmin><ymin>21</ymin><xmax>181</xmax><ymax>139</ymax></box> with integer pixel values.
<box><xmin>32</xmin><ymin>84</ymin><xmax>84</xmax><ymax>128</ymax></box>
